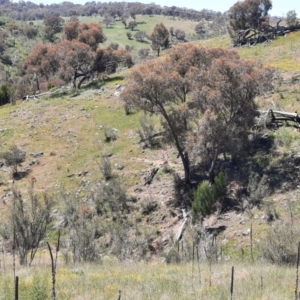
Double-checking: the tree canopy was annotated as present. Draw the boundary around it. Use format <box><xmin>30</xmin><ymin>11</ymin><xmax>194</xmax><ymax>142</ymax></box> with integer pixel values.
<box><xmin>228</xmin><ymin>0</ymin><xmax>272</xmax><ymax>32</ymax></box>
<box><xmin>24</xmin><ymin>21</ymin><xmax>132</xmax><ymax>89</ymax></box>
<box><xmin>150</xmin><ymin>23</ymin><xmax>170</xmax><ymax>56</ymax></box>
<box><xmin>121</xmin><ymin>43</ymin><xmax>273</xmax><ymax>184</ymax></box>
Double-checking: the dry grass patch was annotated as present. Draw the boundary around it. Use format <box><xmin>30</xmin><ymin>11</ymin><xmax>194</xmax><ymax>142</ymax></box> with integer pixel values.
<box><xmin>0</xmin><ymin>258</ymin><xmax>298</xmax><ymax>299</ymax></box>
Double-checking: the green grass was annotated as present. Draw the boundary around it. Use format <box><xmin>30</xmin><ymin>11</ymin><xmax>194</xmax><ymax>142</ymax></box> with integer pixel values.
<box><xmin>198</xmin><ymin>31</ymin><xmax>300</xmax><ymax>73</ymax></box>
<box><xmin>237</xmin><ymin>31</ymin><xmax>300</xmax><ymax>72</ymax></box>
<box><xmin>77</xmin><ymin>15</ymin><xmax>198</xmax><ymax>51</ymax></box>
<box><xmin>1</xmin><ymin>17</ymin><xmax>300</xmax><ymax>300</ymax></box>
<box><xmin>0</xmin><ymin>76</ymin><xmax>148</xmax><ymax>192</ymax></box>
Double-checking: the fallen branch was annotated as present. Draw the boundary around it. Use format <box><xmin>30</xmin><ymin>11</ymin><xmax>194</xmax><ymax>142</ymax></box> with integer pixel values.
<box><xmin>175</xmin><ymin>209</ymin><xmax>191</xmax><ymax>243</ymax></box>
<box><xmin>255</xmin><ymin>109</ymin><xmax>300</xmax><ymax>130</ymax></box>
<box><xmin>22</xmin><ymin>87</ymin><xmax>70</xmax><ymax>101</ymax></box>
<box><xmin>232</xmin><ymin>23</ymin><xmax>300</xmax><ymax>47</ymax></box>
<box><xmin>138</xmin><ymin>131</ymin><xmax>164</xmax><ymax>144</ymax></box>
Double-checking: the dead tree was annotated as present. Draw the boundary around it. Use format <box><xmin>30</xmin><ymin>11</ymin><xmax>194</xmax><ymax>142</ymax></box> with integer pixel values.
<box><xmin>254</xmin><ymin>109</ymin><xmax>300</xmax><ymax>130</ymax></box>
<box><xmin>232</xmin><ymin>21</ymin><xmax>300</xmax><ymax>47</ymax></box>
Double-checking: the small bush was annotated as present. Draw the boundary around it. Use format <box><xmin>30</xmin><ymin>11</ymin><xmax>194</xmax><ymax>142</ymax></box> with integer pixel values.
<box><xmin>264</xmin><ymin>201</ymin><xmax>279</xmax><ymax>222</ymax></box>
<box><xmin>165</xmin><ymin>248</ymin><xmax>181</xmax><ymax>264</ymax></box>
<box><xmin>137</xmin><ymin>115</ymin><xmax>157</xmax><ymax>148</ymax></box>
<box><xmin>1</xmin><ymin>145</ymin><xmax>26</xmax><ymax>176</ymax></box>
<box><xmin>90</xmin><ymin>178</ymin><xmax>128</xmax><ymax>215</ymax></box>
<box><xmin>273</xmin><ymin>127</ymin><xmax>297</xmax><ymax>150</ymax></box>
<box><xmin>261</xmin><ymin>222</ymin><xmax>299</xmax><ymax>265</ymax></box>
<box><xmin>102</xmin><ymin>126</ymin><xmax>118</xmax><ymax>142</ymax></box>
<box><xmin>159</xmin><ymin>163</ymin><xmax>173</xmax><ymax>174</ymax></box>
<box><xmin>2</xmin><ymin>189</ymin><xmax>54</xmax><ymax>266</ymax></box>
<box><xmin>29</xmin><ymin>275</ymin><xmax>50</xmax><ymax>300</ymax></box>
<box><xmin>141</xmin><ymin>198</ymin><xmax>158</xmax><ymax>215</ymax></box>
<box><xmin>0</xmin><ymin>83</ymin><xmax>13</xmax><ymax>106</ymax></box>
<box><xmin>252</xmin><ymin>155</ymin><xmax>271</xmax><ymax>168</ymax></box>
<box><xmin>126</xmin><ymin>32</ymin><xmax>132</xmax><ymax>39</ymax></box>
<box><xmin>124</xmin><ymin>103</ymin><xmax>131</xmax><ymax>115</ymax></box>
<box><xmin>100</xmin><ymin>156</ymin><xmax>112</xmax><ymax>180</ymax></box>
<box><xmin>192</xmin><ymin>172</ymin><xmax>227</xmax><ymax>220</ymax></box>
<box><xmin>60</xmin><ymin>193</ymin><xmax>100</xmax><ymax>263</ymax></box>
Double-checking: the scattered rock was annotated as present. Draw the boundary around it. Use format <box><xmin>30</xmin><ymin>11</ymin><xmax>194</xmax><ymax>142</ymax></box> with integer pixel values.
<box><xmin>30</xmin><ymin>152</ymin><xmax>43</xmax><ymax>158</ymax></box>
<box><xmin>29</xmin><ymin>159</ymin><xmax>38</xmax><ymax>166</ymax></box>
<box><xmin>115</xmin><ymin>163</ymin><xmax>124</xmax><ymax>170</ymax></box>
<box><xmin>242</xmin><ymin>229</ymin><xmax>251</xmax><ymax>236</ymax></box>
<box><xmin>102</xmin><ymin>153</ymin><xmax>113</xmax><ymax>158</ymax></box>
<box><xmin>76</xmin><ymin>171</ymin><xmax>89</xmax><ymax>177</ymax></box>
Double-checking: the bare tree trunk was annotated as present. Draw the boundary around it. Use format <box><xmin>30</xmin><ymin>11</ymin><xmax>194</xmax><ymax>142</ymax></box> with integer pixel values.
<box><xmin>78</xmin><ymin>75</ymin><xmax>88</xmax><ymax>89</ymax></box>
<box><xmin>208</xmin><ymin>149</ymin><xmax>219</xmax><ymax>185</ymax></box>
<box><xmin>35</xmin><ymin>73</ymin><xmax>40</xmax><ymax>92</ymax></box>
<box><xmin>179</xmin><ymin>151</ymin><xmax>190</xmax><ymax>185</ymax></box>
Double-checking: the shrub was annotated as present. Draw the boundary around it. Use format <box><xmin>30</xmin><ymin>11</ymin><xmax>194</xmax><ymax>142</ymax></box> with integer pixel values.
<box><xmin>261</xmin><ymin>222</ymin><xmax>299</xmax><ymax>265</ymax></box>
<box><xmin>192</xmin><ymin>172</ymin><xmax>227</xmax><ymax>220</ymax></box>
<box><xmin>29</xmin><ymin>275</ymin><xmax>50</xmax><ymax>300</ymax></box>
<box><xmin>165</xmin><ymin>248</ymin><xmax>181</xmax><ymax>264</ymax></box>
<box><xmin>141</xmin><ymin>198</ymin><xmax>158</xmax><ymax>215</ymax></box>
<box><xmin>60</xmin><ymin>192</ymin><xmax>100</xmax><ymax>263</ymax></box>
<box><xmin>1</xmin><ymin>145</ymin><xmax>26</xmax><ymax>175</ymax></box>
<box><xmin>0</xmin><ymin>83</ymin><xmax>13</xmax><ymax>106</ymax></box>
<box><xmin>102</xmin><ymin>125</ymin><xmax>118</xmax><ymax>142</ymax></box>
<box><xmin>90</xmin><ymin>178</ymin><xmax>128</xmax><ymax>215</ymax></box>
<box><xmin>1</xmin><ymin>189</ymin><xmax>54</xmax><ymax>266</ymax></box>
<box><xmin>100</xmin><ymin>156</ymin><xmax>112</xmax><ymax>180</ymax></box>
<box><xmin>137</xmin><ymin>115</ymin><xmax>157</xmax><ymax>148</ymax></box>
<box><xmin>138</xmin><ymin>48</ymin><xmax>150</xmax><ymax>60</ymax></box>
<box><xmin>126</xmin><ymin>32</ymin><xmax>132</xmax><ymax>39</ymax></box>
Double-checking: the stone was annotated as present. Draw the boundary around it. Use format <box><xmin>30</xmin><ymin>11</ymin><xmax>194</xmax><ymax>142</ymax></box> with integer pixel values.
<box><xmin>30</xmin><ymin>152</ymin><xmax>44</xmax><ymax>158</ymax></box>
<box><xmin>243</xmin><ymin>229</ymin><xmax>251</xmax><ymax>236</ymax></box>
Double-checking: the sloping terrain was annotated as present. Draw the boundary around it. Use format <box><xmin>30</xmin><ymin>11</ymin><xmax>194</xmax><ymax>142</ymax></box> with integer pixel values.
<box><xmin>1</xmin><ymin>18</ymin><xmax>300</xmax><ymax>261</ymax></box>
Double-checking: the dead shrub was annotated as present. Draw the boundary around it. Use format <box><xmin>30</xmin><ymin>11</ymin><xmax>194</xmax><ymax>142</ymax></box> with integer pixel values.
<box><xmin>60</xmin><ymin>192</ymin><xmax>100</xmax><ymax>263</ymax></box>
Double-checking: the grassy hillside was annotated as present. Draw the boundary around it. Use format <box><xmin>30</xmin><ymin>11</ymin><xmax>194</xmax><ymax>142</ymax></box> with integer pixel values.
<box><xmin>1</xmin><ymin>13</ymin><xmax>300</xmax><ymax>300</ymax></box>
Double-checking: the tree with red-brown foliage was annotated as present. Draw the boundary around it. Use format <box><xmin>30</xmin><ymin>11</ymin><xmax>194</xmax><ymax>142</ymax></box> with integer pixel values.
<box><xmin>190</xmin><ymin>56</ymin><xmax>274</xmax><ymax>182</ymax></box>
<box><xmin>23</xmin><ymin>43</ymin><xmax>58</xmax><ymax>80</ymax></box>
<box><xmin>94</xmin><ymin>45</ymin><xmax>133</xmax><ymax>75</ymax></box>
<box><xmin>57</xmin><ymin>40</ymin><xmax>96</xmax><ymax>88</ymax></box>
<box><xmin>24</xmin><ymin>18</ymin><xmax>133</xmax><ymax>89</ymax></box>
<box><xmin>77</xmin><ymin>22</ymin><xmax>105</xmax><ymax>50</ymax></box>
<box><xmin>24</xmin><ymin>41</ymin><xmax>93</xmax><ymax>89</ymax></box>
<box><xmin>63</xmin><ymin>18</ymin><xmax>80</xmax><ymax>40</ymax></box>
<box><xmin>63</xmin><ymin>20</ymin><xmax>105</xmax><ymax>51</ymax></box>
<box><xmin>121</xmin><ymin>43</ymin><xmax>273</xmax><ymax>185</ymax></box>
